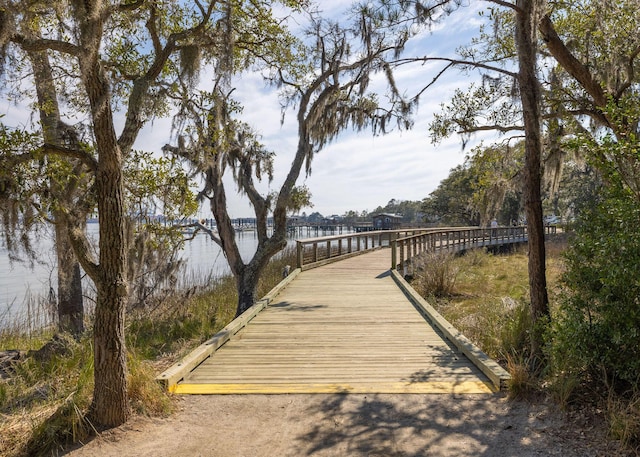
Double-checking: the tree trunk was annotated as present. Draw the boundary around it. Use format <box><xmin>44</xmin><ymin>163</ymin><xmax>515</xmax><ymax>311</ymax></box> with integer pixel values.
<box><xmin>90</xmin><ymin>162</ymin><xmax>130</xmax><ymax>427</ymax></box>
<box><xmin>515</xmin><ymin>0</ymin><xmax>550</xmax><ymax>360</ymax></box>
<box><xmin>28</xmin><ymin>46</ymin><xmax>86</xmax><ymax>338</ymax></box>
<box><xmin>80</xmin><ymin>4</ymin><xmax>131</xmax><ymax>422</ymax></box>
<box><xmin>54</xmin><ymin>219</ymin><xmax>85</xmax><ymax>336</ymax></box>
<box><xmin>236</xmin><ymin>267</ymin><xmax>259</xmax><ymax>316</ymax></box>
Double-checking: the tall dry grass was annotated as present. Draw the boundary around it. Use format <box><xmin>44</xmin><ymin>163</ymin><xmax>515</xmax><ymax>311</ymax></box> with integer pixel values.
<box><xmin>0</xmin><ymin>247</ymin><xmax>297</xmax><ymax>457</ymax></box>
<box><xmin>411</xmin><ymin>240</ymin><xmax>640</xmax><ymax>451</ymax></box>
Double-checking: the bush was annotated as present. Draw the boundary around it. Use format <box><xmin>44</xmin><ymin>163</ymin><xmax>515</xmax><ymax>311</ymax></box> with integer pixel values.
<box><xmin>555</xmin><ymin>186</ymin><xmax>640</xmax><ymax>386</ymax></box>
<box><xmin>412</xmin><ymin>251</ymin><xmax>460</xmax><ymax>297</ymax></box>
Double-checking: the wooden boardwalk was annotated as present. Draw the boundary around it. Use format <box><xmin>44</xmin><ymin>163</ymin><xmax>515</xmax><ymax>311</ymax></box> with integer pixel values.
<box><xmin>170</xmin><ymin>249</ymin><xmax>502</xmax><ymax>395</ymax></box>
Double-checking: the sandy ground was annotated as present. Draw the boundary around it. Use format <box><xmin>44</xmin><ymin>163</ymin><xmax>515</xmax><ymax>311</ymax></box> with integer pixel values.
<box><xmin>62</xmin><ymin>393</ymin><xmax>625</xmax><ymax>457</ymax></box>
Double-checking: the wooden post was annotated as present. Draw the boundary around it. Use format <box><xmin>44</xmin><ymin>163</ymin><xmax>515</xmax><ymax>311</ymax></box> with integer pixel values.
<box><xmin>391</xmin><ymin>239</ymin><xmax>397</xmax><ymax>270</ymax></box>
<box><xmin>296</xmin><ymin>241</ymin><xmax>303</xmax><ymax>269</ymax></box>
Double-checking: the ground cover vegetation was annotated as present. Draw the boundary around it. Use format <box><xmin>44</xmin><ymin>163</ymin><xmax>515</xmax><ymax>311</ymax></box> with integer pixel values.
<box><xmin>0</xmin><ymin>249</ymin><xmax>296</xmax><ymax>457</ymax></box>
<box><xmin>412</xmin><ymin>236</ymin><xmax>640</xmax><ymax>451</ymax></box>
<box><xmin>2</xmin><ymin>0</ymin><xmax>640</xmax><ymax>454</ymax></box>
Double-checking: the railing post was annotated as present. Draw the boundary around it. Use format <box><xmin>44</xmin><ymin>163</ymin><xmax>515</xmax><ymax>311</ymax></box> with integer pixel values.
<box><xmin>296</xmin><ymin>241</ymin><xmax>304</xmax><ymax>269</ymax></box>
<box><xmin>391</xmin><ymin>239</ymin><xmax>397</xmax><ymax>270</ymax></box>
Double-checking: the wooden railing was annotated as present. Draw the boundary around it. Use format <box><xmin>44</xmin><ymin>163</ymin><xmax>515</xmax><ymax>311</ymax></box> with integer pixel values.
<box><xmin>295</xmin><ymin>225</ymin><xmax>558</xmax><ymax>272</ymax></box>
<box><xmin>391</xmin><ymin>226</ymin><xmax>557</xmax><ymax>275</ymax></box>
<box><xmin>295</xmin><ymin>229</ymin><xmax>430</xmax><ymax>270</ymax></box>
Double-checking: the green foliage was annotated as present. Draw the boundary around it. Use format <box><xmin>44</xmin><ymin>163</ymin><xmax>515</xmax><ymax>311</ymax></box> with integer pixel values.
<box><xmin>555</xmin><ymin>186</ymin><xmax>640</xmax><ymax>385</ymax></box>
<box><xmin>371</xmin><ymin>198</ymin><xmax>422</xmax><ymax>223</ymax></box>
<box><xmin>422</xmin><ymin>163</ymin><xmax>479</xmax><ymax>225</ymax></box>
<box><xmin>0</xmin><ymin>123</ymin><xmax>49</xmax><ymax>256</ymax></box>
<box><xmin>124</xmin><ymin>150</ymin><xmax>198</xmax><ymax>222</ymax></box>
<box><xmin>422</xmin><ymin>142</ymin><xmax>525</xmax><ymax>226</ymax></box>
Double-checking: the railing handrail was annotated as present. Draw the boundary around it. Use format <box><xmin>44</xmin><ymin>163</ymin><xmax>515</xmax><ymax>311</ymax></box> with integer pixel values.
<box><xmin>391</xmin><ymin>225</ymin><xmax>560</xmax><ymax>276</ymax></box>
<box><xmin>296</xmin><ymin>228</ymin><xmax>430</xmax><ymax>244</ymax></box>
<box><xmin>394</xmin><ymin>226</ymin><xmax>487</xmax><ymax>243</ymax></box>
<box><xmin>295</xmin><ymin>228</ymin><xmax>432</xmax><ymax>270</ymax></box>
<box><xmin>295</xmin><ymin>225</ymin><xmax>557</xmax><ymax>272</ymax></box>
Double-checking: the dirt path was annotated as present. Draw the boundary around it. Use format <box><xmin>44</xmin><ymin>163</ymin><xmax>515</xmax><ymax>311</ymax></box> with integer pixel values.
<box><xmin>62</xmin><ymin>393</ymin><xmax>620</xmax><ymax>457</ymax></box>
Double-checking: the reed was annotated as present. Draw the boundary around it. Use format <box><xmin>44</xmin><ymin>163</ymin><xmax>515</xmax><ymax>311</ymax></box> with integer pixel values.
<box><xmin>0</xmin><ymin>247</ymin><xmax>297</xmax><ymax>457</ymax></box>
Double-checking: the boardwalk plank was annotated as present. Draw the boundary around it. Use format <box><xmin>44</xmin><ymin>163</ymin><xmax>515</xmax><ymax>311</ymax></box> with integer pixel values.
<box><xmin>176</xmin><ymin>249</ymin><xmax>497</xmax><ymax>394</ymax></box>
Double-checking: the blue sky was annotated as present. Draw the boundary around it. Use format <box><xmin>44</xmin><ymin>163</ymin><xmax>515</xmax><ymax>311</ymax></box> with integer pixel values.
<box><xmin>211</xmin><ymin>1</ymin><xmax>500</xmax><ymax>218</ymax></box>
<box><xmin>1</xmin><ymin>1</ymin><xmax>499</xmax><ymax>219</ymax></box>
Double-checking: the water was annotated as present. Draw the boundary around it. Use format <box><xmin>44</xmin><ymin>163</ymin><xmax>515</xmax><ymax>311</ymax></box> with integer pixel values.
<box><xmin>0</xmin><ymin>224</ymin><xmax>301</xmax><ymax>328</ymax></box>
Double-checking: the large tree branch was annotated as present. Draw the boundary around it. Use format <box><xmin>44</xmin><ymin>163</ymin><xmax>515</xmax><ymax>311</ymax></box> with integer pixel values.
<box><xmin>41</xmin><ymin>143</ymin><xmax>98</xmax><ymax>171</ymax></box>
<box><xmin>484</xmin><ymin>0</ymin><xmax>521</xmax><ymax>13</ymax></box>
<box><xmin>458</xmin><ymin>124</ymin><xmax>524</xmax><ymax>135</ymax></box>
<box><xmin>180</xmin><ymin>220</ymin><xmax>222</xmax><ymax>247</ymax></box>
<box><xmin>118</xmin><ymin>1</ymin><xmax>217</xmax><ymax>153</ymax></box>
<box><xmin>394</xmin><ymin>56</ymin><xmax>518</xmax><ymax>79</ymax></box>
<box><xmin>11</xmin><ymin>35</ymin><xmax>80</xmax><ymax>56</ymax></box>
<box><xmin>539</xmin><ymin>15</ymin><xmax>608</xmax><ymax>109</ymax></box>
<box><xmin>615</xmin><ymin>44</ymin><xmax>640</xmax><ymax>99</ymax></box>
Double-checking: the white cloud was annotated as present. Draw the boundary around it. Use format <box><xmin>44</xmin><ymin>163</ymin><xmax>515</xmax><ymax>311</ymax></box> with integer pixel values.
<box><xmin>207</xmin><ymin>3</ymin><xmax>498</xmax><ymax>218</ymax></box>
<box><xmin>3</xmin><ymin>2</ymin><xmax>497</xmax><ymax>220</ymax></box>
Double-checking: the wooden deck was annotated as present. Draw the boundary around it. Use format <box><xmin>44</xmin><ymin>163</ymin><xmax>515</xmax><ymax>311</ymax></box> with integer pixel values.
<box><xmin>170</xmin><ymin>249</ymin><xmax>505</xmax><ymax>395</ymax></box>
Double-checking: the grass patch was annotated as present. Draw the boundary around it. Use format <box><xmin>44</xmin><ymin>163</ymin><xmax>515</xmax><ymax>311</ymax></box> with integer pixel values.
<box><xmin>0</xmin><ymin>247</ymin><xmax>297</xmax><ymax>457</ymax></box>
<box><xmin>412</xmin><ymin>244</ymin><xmax>564</xmax><ymax>363</ymax></box>
<box><xmin>411</xmin><ymin>240</ymin><xmax>640</xmax><ymax>452</ymax></box>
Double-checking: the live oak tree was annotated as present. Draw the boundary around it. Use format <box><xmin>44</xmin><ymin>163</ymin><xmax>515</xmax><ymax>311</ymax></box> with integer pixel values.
<box><xmin>0</xmin><ymin>14</ymin><xmax>91</xmax><ymax>336</ymax></box>
<box><xmin>166</xmin><ymin>9</ymin><xmax>413</xmax><ymax>317</ymax></box>
<box><xmin>0</xmin><ymin>0</ymin><xmax>249</xmax><ymax>428</ymax></box>
<box><xmin>422</xmin><ymin>142</ymin><xmax>524</xmax><ymax>226</ymax></box>
<box><xmin>421</xmin><ymin>163</ymin><xmax>481</xmax><ymax>226</ymax></box>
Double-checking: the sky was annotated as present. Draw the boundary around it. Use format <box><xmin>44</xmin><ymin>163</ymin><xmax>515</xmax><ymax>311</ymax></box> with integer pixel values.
<box><xmin>222</xmin><ymin>1</ymin><xmax>499</xmax><ymax>218</ymax></box>
<box><xmin>2</xmin><ymin>1</ymin><xmax>500</xmax><ymax>220</ymax></box>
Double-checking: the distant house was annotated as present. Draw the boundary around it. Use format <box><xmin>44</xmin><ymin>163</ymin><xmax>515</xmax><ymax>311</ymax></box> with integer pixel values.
<box><xmin>372</xmin><ymin>213</ymin><xmax>402</xmax><ymax>230</ymax></box>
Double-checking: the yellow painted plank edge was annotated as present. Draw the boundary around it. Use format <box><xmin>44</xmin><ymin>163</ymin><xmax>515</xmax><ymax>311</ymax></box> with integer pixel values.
<box><xmin>156</xmin><ymin>268</ymin><xmax>302</xmax><ymax>390</ymax></box>
<box><xmin>390</xmin><ymin>269</ymin><xmax>511</xmax><ymax>392</ymax></box>
<box><xmin>171</xmin><ymin>381</ymin><xmax>495</xmax><ymax>395</ymax></box>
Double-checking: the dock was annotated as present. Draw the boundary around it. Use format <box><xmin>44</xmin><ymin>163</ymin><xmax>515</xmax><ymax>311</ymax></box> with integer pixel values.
<box><xmin>160</xmin><ymin>243</ymin><xmax>512</xmax><ymax>395</ymax></box>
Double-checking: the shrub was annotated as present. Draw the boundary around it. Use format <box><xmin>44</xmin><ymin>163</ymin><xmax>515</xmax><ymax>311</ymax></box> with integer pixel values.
<box><xmin>413</xmin><ymin>251</ymin><xmax>460</xmax><ymax>297</ymax></box>
<box><xmin>556</xmin><ymin>186</ymin><xmax>640</xmax><ymax>386</ymax></box>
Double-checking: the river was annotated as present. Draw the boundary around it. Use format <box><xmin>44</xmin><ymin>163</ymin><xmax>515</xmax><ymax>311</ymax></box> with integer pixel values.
<box><xmin>0</xmin><ymin>224</ymin><xmax>320</xmax><ymax>329</ymax></box>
